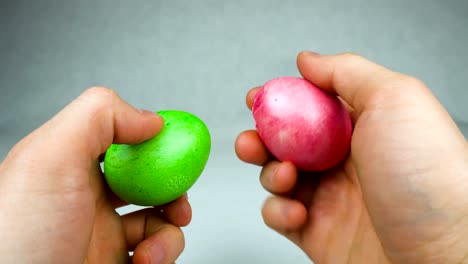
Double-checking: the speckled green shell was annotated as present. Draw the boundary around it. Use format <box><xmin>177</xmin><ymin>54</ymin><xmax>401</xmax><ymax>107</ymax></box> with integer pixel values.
<box><xmin>104</xmin><ymin>110</ymin><xmax>211</xmax><ymax>206</ymax></box>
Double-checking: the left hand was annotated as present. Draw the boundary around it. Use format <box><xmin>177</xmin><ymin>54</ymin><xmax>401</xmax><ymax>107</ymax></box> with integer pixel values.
<box><xmin>0</xmin><ymin>87</ymin><xmax>190</xmax><ymax>264</ymax></box>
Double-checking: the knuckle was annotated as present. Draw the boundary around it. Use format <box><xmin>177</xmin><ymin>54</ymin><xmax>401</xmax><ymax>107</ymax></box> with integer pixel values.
<box><xmin>340</xmin><ymin>52</ymin><xmax>365</xmax><ymax>63</ymax></box>
<box><xmin>393</xmin><ymin>74</ymin><xmax>429</xmax><ymax>96</ymax></box>
<box><xmin>337</xmin><ymin>52</ymin><xmax>370</xmax><ymax>72</ymax></box>
<box><xmin>374</xmin><ymin>74</ymin><xmax>430</xmax><ymax>107</ymax></box>
<box><xmin>163</xmin><ymin>224</ymin><xmax>185</xmax><ymax>253</ymax></box>
<box><xmin>80</xmin><ymin>86</ymin><xmax>119</xmax><ymax>108</ymax></box>
<box><xmin>76</xmin><ymin>87</ymin><xmax>120</xmax><ymax>150</ymax></box>
<box><xmin>400</xmin><ymin>75</ymin><xmax>426</xmax><ymax>89</ymax></box>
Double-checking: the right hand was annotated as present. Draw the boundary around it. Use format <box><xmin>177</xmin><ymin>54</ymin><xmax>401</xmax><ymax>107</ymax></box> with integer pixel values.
<box><xmin>235</xmin><ymin>52</ymin><xmax>468</xmax><ymax>263</ymax></box>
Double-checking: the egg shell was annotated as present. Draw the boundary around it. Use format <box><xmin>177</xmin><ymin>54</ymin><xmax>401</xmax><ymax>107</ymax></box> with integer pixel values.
<box><xmin>252</xmin><ymin>77</ymin><xmax>352</xmax><ymax>171</ymax></box>
<box><xmin>104</xmin><ymin>110</ymin><xmax>211</xmax><ymax>206</ymax></box>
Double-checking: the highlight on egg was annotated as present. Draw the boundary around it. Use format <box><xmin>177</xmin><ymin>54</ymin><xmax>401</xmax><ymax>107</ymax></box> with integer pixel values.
<box><xmin>252</xmin><ymin>77</ymin><xmax>352</xmax><ymax>172</ymax></box>
<box><xmin>103</xmin><ymin>110</ymin><xmax>211</xmax><ymax>206</ymax></box>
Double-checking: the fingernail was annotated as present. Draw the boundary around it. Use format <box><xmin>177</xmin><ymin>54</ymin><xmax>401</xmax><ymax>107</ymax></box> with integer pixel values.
<box><xmin>306</xmin><ymin>51</ymin><xmax>320</xmax><ymax>56</ymax></box>
<box><xmin>149</xmin><ymin>243</ymin><xmax>166</xmax><ymax>264</ymax></box>
<box><xmin>139</xmin><ymin>109</ymin><xmax>157</xmax><ymax>116</ymax></box>
<box><xmin>140</xmin><ymin>109</ymin><xmax>164</xmax><ymax>122</ymax></box>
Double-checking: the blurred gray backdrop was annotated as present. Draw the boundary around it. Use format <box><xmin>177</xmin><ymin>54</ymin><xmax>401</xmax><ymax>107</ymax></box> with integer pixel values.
<box><xmin>1</xmin><ymin>0</ymin><xmax>467</xmax><ymax>263</ymax></box>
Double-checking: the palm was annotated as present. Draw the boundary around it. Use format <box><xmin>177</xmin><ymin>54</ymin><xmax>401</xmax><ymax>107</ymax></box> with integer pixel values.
<box><xmin>83</xmin><ymin>163</ymin><xmax>130</xmax><ymax>262</ymax></box>
<box><xmin>275</xmin><ymin>101</ymin><xmax>468</xmax><ymax>264</ymax></box>
<box><xmin>278</xmin><ymin>155</ymin><xmax>390</xmax><ymax>263</ymax></box>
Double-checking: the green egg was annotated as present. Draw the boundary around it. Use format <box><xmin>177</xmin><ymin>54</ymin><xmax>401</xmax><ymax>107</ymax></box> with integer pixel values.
<box><xmin>103</xmin><ymin>110</ymin><xmax>211</xmax><ymax>206</ymax></box>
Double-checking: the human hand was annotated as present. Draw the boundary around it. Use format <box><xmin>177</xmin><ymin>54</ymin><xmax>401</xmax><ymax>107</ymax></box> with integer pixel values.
<box><xmin>235</xmin><ymin>52</ymin><xmax>468</xmax><ymax>263</ymax></box>
<box><xmin>0</xmin><ymin>87</ymin><xmax>191</xmax><ymax>264</ymax></box>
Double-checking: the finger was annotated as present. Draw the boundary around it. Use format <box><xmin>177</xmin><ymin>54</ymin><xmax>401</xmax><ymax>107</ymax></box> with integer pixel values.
<box><xmin>122</xmin><ymin>208</ymin><xmax>162</xmax><ymax>251</ymax></box>
<box><xmin>122</xmin><ymin>208</ymin><xmax>185</xmax><ymax>264</ymax></box>
<box><xmin>260</xmin><ymin>161</ymin><xmax>297</xmax><ymax>194</ymax></box>
<box><xmin>262</xmin><ymin>196</ymin><xmax>307</xmax><ymax>233</ymax></box>
<box><xmin>293</xmin><ymin>172</ymin><xmax>322</xmax><ymax>208</ymax></box>
<box><xmin>159</xmin><ymin>193</ymin><xmax>192</xmax><ymax>227</ymax></box>
<box><xmin>297</xmin><ymin>51</ymin><xmax>427</xmax><ymax>115</ymax></box>
<box><xmin>235</xmin><ymin>130</ymin><xmax>271</xmax><ymax>166</ymax></box>
<box><xmin>121</xmin><ymin>196</ymin><xmax>191</xmax><ymax>249</ymax></box>
<box><xmin>29</xmin><ymin>87</ymin><xmax>164</xmax><ymax>162</ymax></box>
<box><xmin>134</xmin><ymin>215</ymin><xmax>184</xmax><ymax>264</ymax></box>
<box><xmin>246</xmin><ymin>86</ymin><xmax>261</xmax><ymax>110</ymax></box>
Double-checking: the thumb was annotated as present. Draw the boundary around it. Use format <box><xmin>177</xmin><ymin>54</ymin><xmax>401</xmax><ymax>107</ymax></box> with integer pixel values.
<box><xmin>296</xmin><ymin>51</ymin><xmax>433</xmax><ymax>115</ymax></box>
<box><xmin>296</xmin><ymin>51</ymin><xmax>465</xmax><ymax>143</ymax></box>
<box><xmin>10</xmin><ymin>87</ymin><xmax>164</xmax><ymax>164</ymax></box>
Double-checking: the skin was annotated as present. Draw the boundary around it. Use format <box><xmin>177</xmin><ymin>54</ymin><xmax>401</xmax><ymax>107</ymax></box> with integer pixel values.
<box><xmin>1</xmin><ymin>52</ymin><xmax>467</xmax><ymax>264</ymax></box>
<box><xmin>0</xmin><ymin>87</ymin><xmax>190</xmax><ymax>264</ymax></box>
<box><xmin>235</xmin><ymin>52</ymin><xmax>468</xmax><ymax>264</ymax></box>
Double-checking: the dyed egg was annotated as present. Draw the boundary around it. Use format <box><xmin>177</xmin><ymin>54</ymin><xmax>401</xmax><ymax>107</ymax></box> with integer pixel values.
<box><xmin>104</xmin><ymin>110</ymin><xmax>211</xmax><ymax>206</ymax></box>
<box><xmin>253</xmin><ymin>77</ymin><xmax>352</xmax><ymax>172</ymax></box>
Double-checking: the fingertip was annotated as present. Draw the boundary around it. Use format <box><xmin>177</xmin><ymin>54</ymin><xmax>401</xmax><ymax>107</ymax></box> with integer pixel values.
<box><xmin>162</xmin><ymin>194</ymin><xmax>192</xmax><ymax>227</ymax></box>
<box><xmin>297</xmin><ymin>50</ymin><xmax>320</xmax><ymax>64</ymax></box>
<box><xmin>181</xmin><ymin>202</ymin><xmax>192</xmax><ymax>227</ymax></box>
<box><xmin>139</xmin><ymin>109</ymin><xmax>159</xmax><ymax>118</ymax></box>
<box><xmin>139</xmin><ymin>109</ymin><xmax>165</xmax><ymax>136</ymax></box>
<box><xmin>262</xmin><ymin>196</ymin><xmax>307</xmax><ymax>232</ymax></box>
<box><xmin>140</xmin><ymin>109</ymin><xmax>163</xmax><ymax>123</ymax></box>
<box><xmin>260</xmin><ymin>161</ymin><xmax>297</xmax><ymax>194</ymax></box>
<box><xmin>297</xmin><ymin>51</ymin><xmax>331</xmax><ymax>92</ymax></box>
<box><xmin>133</xmin><ymin>218</ymin><xmax>185</xmax><ymax>264</ymax></box>
<box><xmin>234</xmin><ymin>131</ymin><xmax>252</xmax><ymax>161</ymax></box>
<box><xmin>113</xmin><ymin>112</ymin><xmax>163</xmax><ymax>145</ymax></box>
<box><xmin>235</xmin><ymin>130</ymin><xmax>270</xmax><ymax>166</ymax></box>
<box><xmin>274</xmin><ymin>161</ymin><xmax>298</xmax><ymax>193</ymax></box>
<box><xmin>246</xmin><ymin>87</ymin><xmax>261</xmax><ymax>110</ymax></box>
<box><xmin>178</xmin><ymin>195</ymin><xmax>192</xmax><ymax>227</ymax></box>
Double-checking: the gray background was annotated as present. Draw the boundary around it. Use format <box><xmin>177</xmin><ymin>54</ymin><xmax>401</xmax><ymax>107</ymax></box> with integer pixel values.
<box><xmin>1</xmin><ymin>0</ymin><xmax>467</xmax><ymax>263</ymax></box>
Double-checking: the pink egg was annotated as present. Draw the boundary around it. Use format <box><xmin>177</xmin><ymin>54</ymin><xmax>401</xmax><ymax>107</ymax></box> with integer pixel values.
<box><xmin>252</xmin><ymin>77</ymin><xmax>352</xmax><ymax>172</ymax></box>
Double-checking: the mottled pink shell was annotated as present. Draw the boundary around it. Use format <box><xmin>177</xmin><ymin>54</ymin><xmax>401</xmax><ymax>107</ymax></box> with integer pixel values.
<box><xmin>252</xmin><ymin>77</ymin><xmax>352</xmax><ymax>171</ymax></box>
